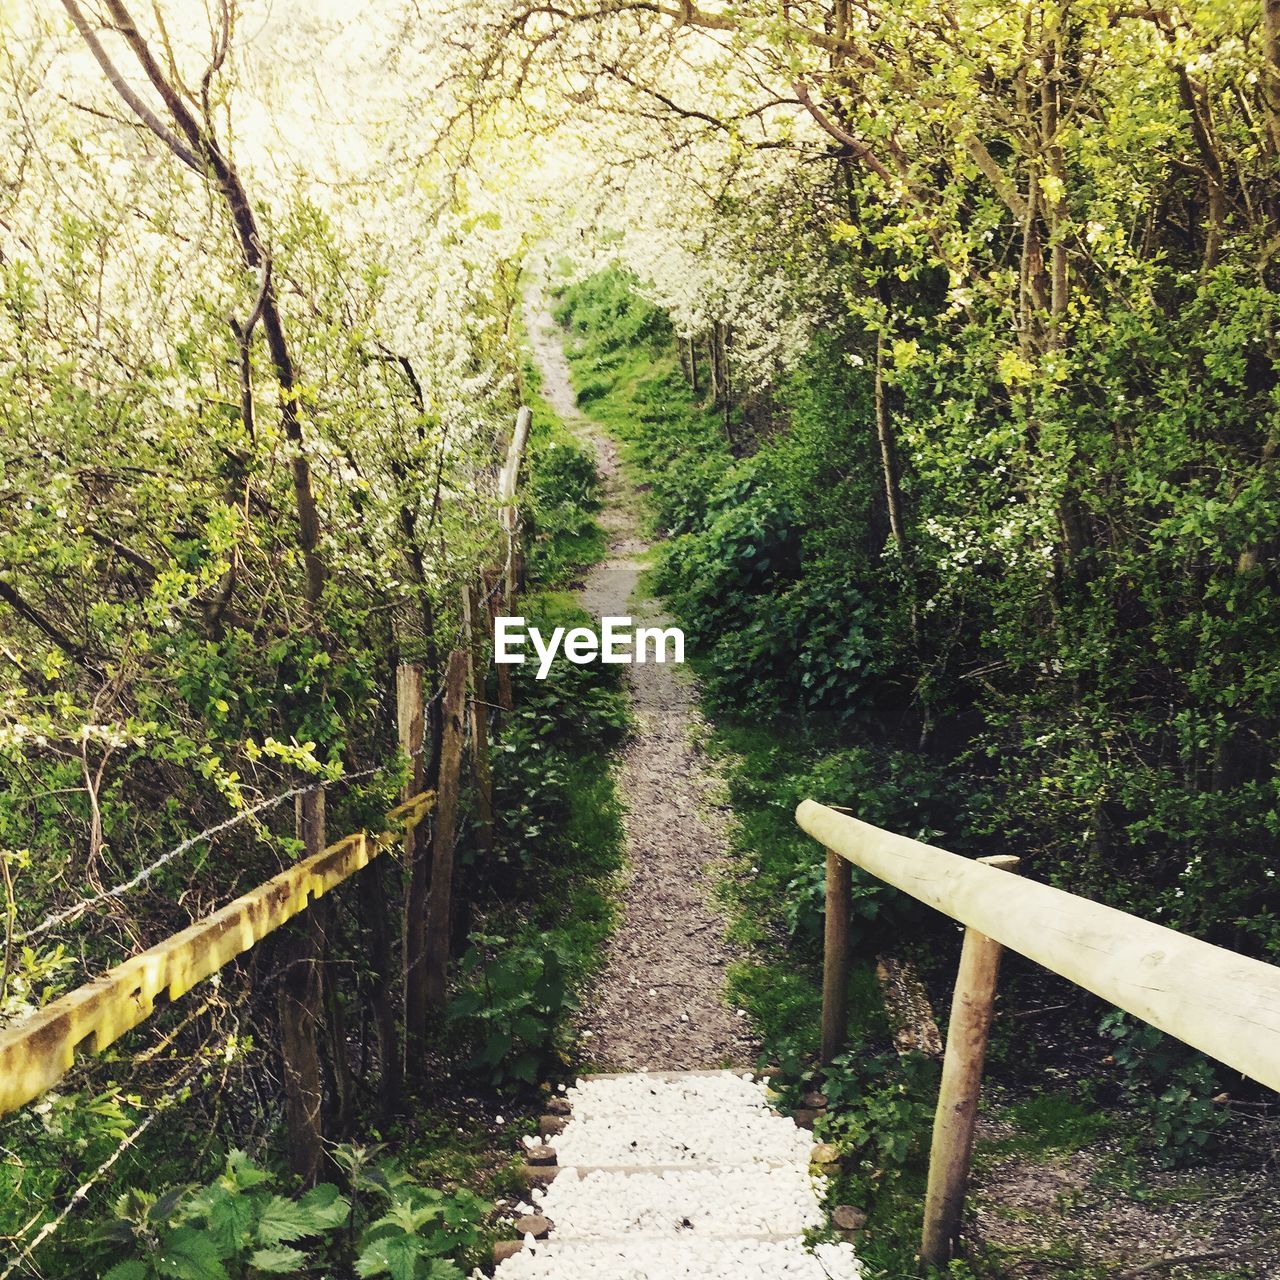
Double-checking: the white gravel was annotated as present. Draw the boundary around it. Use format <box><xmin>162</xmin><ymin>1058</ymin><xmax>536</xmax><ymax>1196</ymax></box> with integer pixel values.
<box><xmin>490</xmin><ymin>1072</ymin><xmax>862</xmax><ymax>1280</ymax></box>
<box><xmin>532</xmin><ymin>1166</ymin><xmax>825</xmax><ymax>1236</ymax></box>
<box><xmin>552</xmin><ymin>1072</ymin><xmax>814</xmax><ymax>1168</ymax></box>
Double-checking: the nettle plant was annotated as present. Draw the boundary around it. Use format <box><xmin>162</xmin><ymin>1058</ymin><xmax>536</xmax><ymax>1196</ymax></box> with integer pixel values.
<box><xmin>97</xmin><ymin>1148</ymin><xmax>488</xmax><ymax>1279</ymax></box>
<box><xmin>448</xmin><ymin>932</ymin><xmax>574</xmax><ymax>1089</ymax></box>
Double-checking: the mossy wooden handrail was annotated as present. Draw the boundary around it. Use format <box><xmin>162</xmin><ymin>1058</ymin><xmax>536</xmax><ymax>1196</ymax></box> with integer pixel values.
<box><xmin>797</xmin><ymin>797</ymin><xmax>1280</xmax><ymax>1265</ymax></box>
<box><xmin>0</xmin><ymin>789</ymin><xmax>435</xmax><ymax>1119</ymax></box>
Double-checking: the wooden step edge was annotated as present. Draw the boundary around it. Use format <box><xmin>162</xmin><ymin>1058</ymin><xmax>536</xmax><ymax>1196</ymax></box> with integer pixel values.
<box><xmin>550</xmin><ymin>1160</ymin><xmax>802</xmax><ymax>1175</ymax></box>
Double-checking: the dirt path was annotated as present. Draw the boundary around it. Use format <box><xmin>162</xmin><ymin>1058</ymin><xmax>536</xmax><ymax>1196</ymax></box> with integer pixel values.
<box><xmin>526</xmin><ymin>295</ymin><xmax>757</xmax><ymax>1071</ymax></box>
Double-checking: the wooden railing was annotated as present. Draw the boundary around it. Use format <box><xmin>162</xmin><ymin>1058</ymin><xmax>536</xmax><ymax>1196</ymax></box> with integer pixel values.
<box><xmin>0</xmin><ymin>407</ymin><xmax>533</xmax><ymax>1137</ymax></box>
<box><xmin>0</xmin><ymin>791</ymin><xmax>435</xmax><ymax>1119</ymax></box>
<box><xmin>797</xmin><ymin>798</ymin><xmax>1280</xmax><ymax>1267</ymax></box>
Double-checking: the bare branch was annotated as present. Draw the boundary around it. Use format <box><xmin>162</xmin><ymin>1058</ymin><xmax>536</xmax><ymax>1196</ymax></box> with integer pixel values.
<box><xmin>57</xmin><ymin>0</ymin><xmax>204</xmax><ymax>172</ymax></box>
<box><xmin>792</xmin><ymin>80</ymin><xmax>895</xmax><ymax>182</ymax></box>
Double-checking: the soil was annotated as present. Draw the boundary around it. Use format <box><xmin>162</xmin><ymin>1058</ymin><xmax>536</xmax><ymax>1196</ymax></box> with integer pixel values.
<box><xmin>526</xmin><ymin>294</ymin><xmax>757</xmax><ymax>1072</ymax></box>
<box><xmin>970</xmin><ymin>1111</ymin><xmax>1280</xmax><ymax>1277</ymax></box>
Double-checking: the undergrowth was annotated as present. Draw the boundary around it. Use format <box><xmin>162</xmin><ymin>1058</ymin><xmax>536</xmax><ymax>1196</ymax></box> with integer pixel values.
<box><xmin>550</xmin><ymin>266</ymin><xmax>1263</xmax><ymax>1279</ymax></box>
<box><xmin>13</xmin><ymin>309</ymin><xmax>627</xmax><ymax>1280</ymax></box>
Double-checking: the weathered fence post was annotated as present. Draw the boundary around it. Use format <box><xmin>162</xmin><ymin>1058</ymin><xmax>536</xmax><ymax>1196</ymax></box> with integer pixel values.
<box><xmin>397</xmin><ymin>663</ymin><xmax>429</xmax><ymax>1064</ymax></box>
<box><xmin>357</xmin><ymin>847</ymin><xmax>401</xmax><ymax>1116</ymax></box>
<box><xmin>463</xmin><ymin>584</ymin><xmax>495</xmax><ymax>856</ymax></box>
<box><xmin>277</xmin><ymin>787</ymin><xmax>326</xmax><ymax>1184</ymax></box>
<box><xmin>483</xmin><ymin>568</ymin><xmax>515</xmax><ymax>716</ymax></box>
<box><xmin>499</xmin><ymin>406</ymin><xmax>532</xmax><ymax>602</ymax></box>
<box><xmin>920</xmin><ymin>853</ymin><xmax>1022</xmax><ymax>1268</ymax></box>
<box><xmin>423</xmin><ymin>650</ymin><xmax>467</xmax><ymax>1013</ymax></box>
<box><xmin>820</xmin><ymin>846</ymin><xmax>853</xmax><ymax>1064</ymax></box>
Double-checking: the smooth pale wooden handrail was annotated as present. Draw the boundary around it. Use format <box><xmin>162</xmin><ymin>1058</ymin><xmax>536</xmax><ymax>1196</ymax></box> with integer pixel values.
<box><xmin>796</xmin><ymin>798</ymin><xmax>1280</xmax><ymax>1094</ymax></box>
<box><xmin>0</xmin><ymin>789</ymin><xmax>436</xmax><ymax>1119</ymax></box>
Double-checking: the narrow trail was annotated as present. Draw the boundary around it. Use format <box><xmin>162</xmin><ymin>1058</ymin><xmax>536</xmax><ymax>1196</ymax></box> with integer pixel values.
<box><xmin>526</xmin><ymin>296</ymin><xmax>757</xmax><ymax>1072</ymax></box>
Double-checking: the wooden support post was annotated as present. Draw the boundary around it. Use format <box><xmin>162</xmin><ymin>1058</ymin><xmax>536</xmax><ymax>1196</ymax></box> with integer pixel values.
<box><xmin>277</xmin><ymin>788</ymin><xmax>326</xmax><ymax>1185</ymax></box>
<box><xmin>463</xmin><ymin>585</ymin><xmax>495</xmax><ymax>856</ymax></box>
<box><xmin>423</xmin><ymin>649</ymin><xmax>467</xmax><ymax>1013</ymax></box>
<box><xmin>920</xmin><ymin>854</ymin><xmax>1021</xmax><ymax>1268</ymax></box>
<box><xmin>397</xmin><ymin>663</ymin><xmax>429</xmax><ymax>1063</ymax></box>
<box><xmin>317</xmin><ymin>893</ymin><xmax>354</xmax><ymax>1136</ymax></box>
<box><xmin>499</xmin><ymin>406</ymin><xmax>532</xmax><ymax>602</ymax></box>
<box><xmin>357</xmin><ymin>855</ymin><xmax>401</xmax><ymax>1117</ymax></box>
<box><xmin>483</xmin><ymin>569</ymin><xmax>514</xmax><ymax>715</ymax></box>
<box><xmin>820</xmin><ymin>846</ymin><xmax>853</xmax><ymax>1065</ymax></box>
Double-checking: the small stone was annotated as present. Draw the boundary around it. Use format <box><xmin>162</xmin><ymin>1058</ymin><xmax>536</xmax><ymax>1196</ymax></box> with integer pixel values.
<box><xmin>519</xmin><ymin>1163</ymin><xmax>558</xmax><ymax>1189</ymax></box>
<box><xmin>809</xmin><ymin>1143</ymin><xmax>840</xmax><ymax>1167</ymax></box>
<box><xmin>514</xmin><ymin>1213</ymin><xmax>552</xmax><ymax>1238</ymax></box>
<box><xmin>793</xmin><ymin>1108</ymin><xmax>820</xmax><ymax>1130</ymax></box>
<box><xmin>539</xmin><ymin>1114</ymin><xmax>568</xmax><ymax>1138</ymax></box>
<box><xmin>526</xmin><ymin>1143</ymin><xmax>558</xmax><ymax>1165</ymax></box>
<box><xmin>545</xmin><ymin>1096</ymin><xmax>572</xmax><ymax>1116</ymax></box>
<box><xmin>493</xmin><ymin>1240</ymin><xmax>524</xmax><ymax>1262</ymax></box>
<box><xmin>833</xmin><ymin>1204</ymin><xmax>868</xmax><ymax>1232</ymax></box>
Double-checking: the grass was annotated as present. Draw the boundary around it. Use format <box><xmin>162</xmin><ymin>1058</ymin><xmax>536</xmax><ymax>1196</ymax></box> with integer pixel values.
<box><xmin>1003</xmin><ymin>1092</ymin><xmax>1111</xmax><ymax>1155</ymax></box>
<box><xmin>552</xmin><ymin>274</ymin><xmax>733</xmax><ymax>541</ymax></box>
<box><xmin>519</xmin><ymin>317</ymin><xmax>609</xmax><ymax>585</ymax></box>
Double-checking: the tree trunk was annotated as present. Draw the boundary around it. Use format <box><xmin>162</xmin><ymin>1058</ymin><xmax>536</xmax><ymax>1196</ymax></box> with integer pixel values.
<box><xmin>357</xmin><ymin>858</ymin><xmax>401</xmax><ymax>1118</ymax></box>
<box><xmin>398</xmin><ymin>664</ymin><xmax>430</xmax><ymax>1063</ymax></box>
<box><xmin>464</xmin><ymin>585</ymin><xmax>495</xmax><ymax>857</ymax></box>
<box><xmin>720</xmin><ymin>323</ymin><xmax>734</xmax><ymax>445</ymax></box>
<box><xmin>1263</xmin><ymin>0</ymin><xmax>1280</xmax><ymax>156</ymax></box>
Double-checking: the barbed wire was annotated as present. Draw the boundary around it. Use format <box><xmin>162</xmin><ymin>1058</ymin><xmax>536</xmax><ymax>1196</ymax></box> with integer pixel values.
<box><xmin>18</xmin><ymin>762</ymin><xmax>390</xmax><ymax>945</ymax></box>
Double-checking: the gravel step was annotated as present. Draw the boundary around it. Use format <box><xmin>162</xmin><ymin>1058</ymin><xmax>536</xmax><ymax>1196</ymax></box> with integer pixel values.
<box><xmin>489</xmin><ymin>1235</ymin><xmax>861</xmax><ymax>1278</ymax></box>
<box><xmin>528</xmin><ymin>1165</ymin><xmax>827</xmax><ymax>1238</ymax></box>
<box><xmin>551</xmin><ymin>1072</ymin><xmax>810</xmax><ymax>1168</ymax></box>
<box><xmin>494</xmin><ymin>1072</ymin><xmax>861</xmax><ymax>1279</ymax></box>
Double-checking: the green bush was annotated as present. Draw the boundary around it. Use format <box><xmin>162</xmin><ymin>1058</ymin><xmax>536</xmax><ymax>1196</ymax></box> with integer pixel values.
<box><xmin>1099</xmin><ymin>1011</ymin><xmax>1225</xmax><ymax>1166</ymax></box>
<box><xmin>447</xmin><ymin>933</ymin><xmax>573</xmax><ymax>1090</ymax></box>
<box><xmin>815</xmin><ymin>1051</ymin><xmax>938</xmax><ymax>1185</ymax></box>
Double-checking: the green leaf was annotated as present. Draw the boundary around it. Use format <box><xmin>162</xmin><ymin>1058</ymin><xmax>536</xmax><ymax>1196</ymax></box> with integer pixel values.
<box><xmin>255</xmin><ymin>1195</ymin><xmax>322</xmax><ymax>1245</ymax></box>
<box><xmin>424</xmin><ymin>1262</ymin><xmax>464</xmax><ymax>1280</ymax></box>
<box><xmin>222</xmin><ymin>1151</ymin><xmax>273</xmax><ymax>1191</ymax></box>
<box><xmin>368</xmin><ymin>1195</ymin><xmax>442</xmax><ymax>1236</ymax></box>
<box><xmin>355</xmin><ymin>1233</ymin><xmax>428</xmax><ymax>1280</ymax></box>
<box><xmin>103</xmin><ymin>1264</ymin><xmax>150</xmax><ymax>1280</ymax></box>
<box><xmin>297</xmin><ymin>1183</ymin><xmax>351</xmax><ymax>1231</ymax></box>
<box><xmin>154</xmin><ymin>1227</ymin><xmax>230</xmax><ymax>1280</ymax></box>
<box><xmin>189</xmin><ymin>1184</ymin><xmax>256</xmax><ymax>1253</ymax></box>
<box><xmin>248</xmin><ymin>1245</ymin><xmax>309</xmax><ymax>1273</ymax></box>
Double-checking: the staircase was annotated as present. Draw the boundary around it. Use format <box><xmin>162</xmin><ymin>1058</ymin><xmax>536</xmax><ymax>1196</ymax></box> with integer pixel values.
<box><xmin>493</xmin><ymin>1070</ymin><xmax>862</xmax><ymax>1279</ymax></box>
